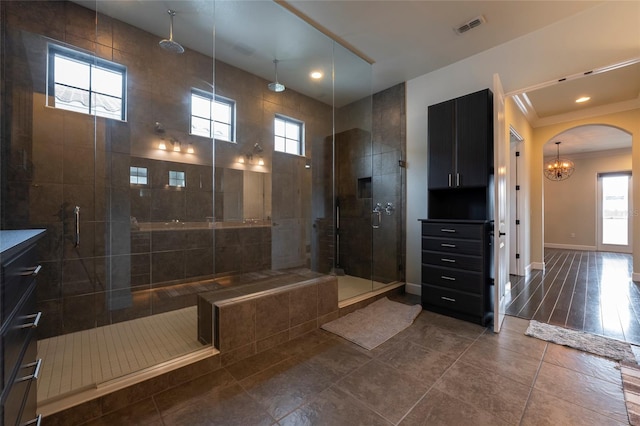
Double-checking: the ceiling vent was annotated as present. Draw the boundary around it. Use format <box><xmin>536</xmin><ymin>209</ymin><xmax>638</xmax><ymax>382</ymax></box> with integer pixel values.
<box><xmin>454</xmin><ymin>15</ymin><xmax>486</xmax><ymax>35</ymax></box>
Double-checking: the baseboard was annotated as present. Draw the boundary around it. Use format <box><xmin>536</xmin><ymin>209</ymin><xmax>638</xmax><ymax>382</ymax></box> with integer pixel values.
<box><xmin>405</xmin><ymin>282</ymin><xmax>421</xmax><ymax>296</ymax></box>
<box><xmin>525</xmin><ymin>264</ymin><xmax>532</xmax><ymax>277</ymax></box>
<box><xmin>531</xmin><ymin>262</ymin><xmax>545</xmax><ymax>272</ymax></box>
<box><xmin>633</xmin><ymin>272</ymin><xmax>640</xmax><ymax>283</ymax></box>
<box><xmin>544</xmin><ymin>243</ymin><xmax>596</xmax><ymax>251</ymax></box>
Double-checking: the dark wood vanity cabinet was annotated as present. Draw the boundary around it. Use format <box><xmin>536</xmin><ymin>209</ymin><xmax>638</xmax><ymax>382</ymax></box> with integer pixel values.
<box><xmin>0</xmin><ymin>230</ymin><xmax>45</xmax><ymax>426</ymax></box>
<box><xmin>420</xmin><ymin>220</ymin><xmax>492</xmax><ymax>325</ymax></box>
<box><xmin>427</xmin><ymin>88</ymin><xmax>493</xmax><ymax>189</ymax></box>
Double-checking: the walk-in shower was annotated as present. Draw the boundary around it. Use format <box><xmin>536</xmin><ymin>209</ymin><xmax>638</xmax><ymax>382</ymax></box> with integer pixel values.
<box><xmin>0</xmin><ymin>0</ymin><xmax>405</xmax><ymax>412</ymax></box>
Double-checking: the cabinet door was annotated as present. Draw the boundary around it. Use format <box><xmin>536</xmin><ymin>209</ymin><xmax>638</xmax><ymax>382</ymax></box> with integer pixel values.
<box><xmin>455</xmin><ymin>90</ymin><xmax>490</xmax><ymax>188</ymax></box>
<box><xmin>427</xmin><ymin>99</ymin><xmax>455</xmax><ymax>189</ymax></box>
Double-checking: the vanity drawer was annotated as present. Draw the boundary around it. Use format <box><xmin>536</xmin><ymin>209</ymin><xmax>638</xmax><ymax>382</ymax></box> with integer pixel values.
<box><xmin>422</xmin><ymin>237</ymin><xmax>482</xmax><ymax>255</ymax></box>
<box><xmin>421</xmin><ymin>251</ymin><xmax>482</xmax><ymax>271</ymax></box>
<box><xmin>3</xmin><ymin>354</ymin><xmax>40</xmax><ymax>426</ymax></box>
<box><xmin>421</xmin><ymin>222</ymin><xmax>483</xmax><ymax>240</ymax></box>
<box><xmin>421</xmin><ymin>265</ymin><xmax>483</xmax><ymax>294</ymax></box>
<box><xmin>421</xmin><ymin>285</ymin><xmax>482</xmax><ymax>317</ymax></box>
<box><xmin>1</xmin><ymin>247</ymin><xmax>39</xmax><ymax>321</ymax></box>
<box><xmin>2</xmin><ymin>284</ymin><xmax>39</xmax><ymax>388</ymax></box>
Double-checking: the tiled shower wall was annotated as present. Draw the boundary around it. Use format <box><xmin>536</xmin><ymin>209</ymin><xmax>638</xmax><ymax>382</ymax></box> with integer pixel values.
<box><xmin>1</xmin><ymin>1</ymin><xmax>333</xmax><ymax>338</ymax></box>
<box><xmin>330</xmin><ymin>84</ymin><xmax>407</xmax><ymax>282</ymax></box>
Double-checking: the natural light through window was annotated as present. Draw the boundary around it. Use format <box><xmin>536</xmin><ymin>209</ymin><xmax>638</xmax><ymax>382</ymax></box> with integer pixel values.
<box><xmin>130</xmin><ymin>167</ymin><xmax>148</xmax><ymax>185</ymax></box>
<box><xmin>600</xmin><ymin>256</ymin><xmax>632</xmax><ymax>334</ymax></box>
<box><xmin>602</xmin><ymin>175</ymin><xmax>629</xmax><ymax>246</ymax></box>
<box><xmin>49</xmin><ymin>45</ymin><xmax>126</xmax><ymax>120</ymax></box>
<box><xmin>274</xmin><ymin>115</ymin><xmax>303</xmax><ymax>155</ymax></box>
<box><xmin>169</xmin><ymin>171</ymin><xmax>185</xmax><ymax>188</ymax></box>
<box><xmin>190</xmin><ymin>90</ymin><xmax>235</xmax><ymax>141</ymax></box>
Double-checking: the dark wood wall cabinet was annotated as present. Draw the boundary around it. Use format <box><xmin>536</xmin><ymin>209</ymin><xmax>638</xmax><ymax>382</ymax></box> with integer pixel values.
<box><xmin>1</xmin><ymin>230</ymin><xmax>45</xmax><ymax>426</ymax></box>
<box><xmin>427</xmin><ymin>88</ymin><xmax>493</xmax><ymax>221</ymax></box>
<box><xmin>422</xmin><ymin>88</ymin><xmax>494</xmax><ymax>325</ymax></box>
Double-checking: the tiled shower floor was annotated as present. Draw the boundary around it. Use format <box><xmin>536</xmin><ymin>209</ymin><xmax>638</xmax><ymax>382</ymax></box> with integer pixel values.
<box><xmin>337</xmin><ymin>275</ymin><xmax>391</xmax><ymax>301</ymax></box>
<box><xmin>37</xmin><ymin>306</ymin><xmax>201</xmax><ymax>402</ymax></box>
<box><xmin>37</xmin><ymin>270</ymin><xmax>396</xmax><ymax>404</ymax></box>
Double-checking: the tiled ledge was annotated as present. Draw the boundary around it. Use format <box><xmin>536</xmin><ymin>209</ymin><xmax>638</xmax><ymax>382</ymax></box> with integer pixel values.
<box><xmin>210</xmin><ymin>275</ymin><xmax>339</xmax><ymax>366</ymax></box>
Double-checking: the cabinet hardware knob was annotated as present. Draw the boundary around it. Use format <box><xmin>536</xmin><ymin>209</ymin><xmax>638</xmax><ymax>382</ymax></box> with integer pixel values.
<box><xmin>440</xmin><ymin>228</ymin><xmax>456</xmax><ymax>233</ymax></box>
<box><xmin>16</xmin><ymin>312</ymin><xmax>42</xmax><ymax>329</ymax></box>
<box><xmin>441</xmin><ymin>296</ymin><xmax>456</xmax><ymax>302</ymax></box>
<box><xmin>20</xmin><ymin>414</ymin><xmax>42</xmax><ymax>426</ymax></box>
<box><xmin>441</xmin><ymin>243</ymin><xmax>456</xmax><ymax>248</ymax></box>
<box><xmin>441</xmin><ymin>276</ymin><xmax>456</xmax><ymax>281</ymax></box>
<box><xmin>15</xmin><ymin>359</ymin><xmax>43</xmax><ymax>383</ymax></box>
<box><xmin>20</xmin><ymin>265</ymin><xmax>42</xmax><ymax>277</ymax></box>
<box><xmin>441</xmin><ymin>258</ymin><xmax>456</xmax><ymax>263</ymax></box>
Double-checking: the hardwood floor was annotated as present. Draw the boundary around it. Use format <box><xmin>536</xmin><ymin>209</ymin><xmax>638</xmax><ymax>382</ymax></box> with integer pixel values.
<box><xmin>506</xmin><ymin>249</ymin><xmax>640</xmax><ymax>345</ymax></box>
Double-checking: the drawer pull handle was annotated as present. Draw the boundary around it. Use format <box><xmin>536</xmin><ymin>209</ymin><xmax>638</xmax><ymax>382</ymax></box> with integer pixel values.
<box><xmin>20</xmin><ymin>414</ymin><xmax>42</xmax><ymax>426</ymax></box>
<box><xmin>15</xmin><ymin>359</ymin><xmax>43</xmax><ymax>383</ymax></box>
<box><xmin>16</xmin><ymin>312</ymin><xmax>42</xmax><ymax>329</ymax></box>
<box><xmin>441</xmin><ymin>243</ymin><xmax>456</xmax><ymax>248</ymax></box>
<box><xmin>440</xmin><ymin>228</ymin><xmax>456</xmax><ymax>233</ymax></box>
<box><xmin>21</xmin><ymin>265</ymin><xmax>42</xmax><ymax>277</ymax></box>
<box><xmin>441</xmin><ymin>296</ymin><xmax>456</xmax><ymax>302</ymax></box>
<box><xmin>441</xmin><ymin>258</ymin><xmax>456</xmax><ymax>263</ymax></box>
<box><xmin>441</xmin><ymin>276</ymin><xmax>456</xmax><ymax>281</ymax></box>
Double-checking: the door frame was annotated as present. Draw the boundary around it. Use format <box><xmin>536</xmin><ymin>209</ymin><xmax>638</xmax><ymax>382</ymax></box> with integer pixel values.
<box><xmin>509</xmin><ymin>128</ymin><xmax>525</xmax><ymax>276</ymax></box>
<box><xmin>493</xmin><ymin>73</ymin><xmax>510</xmax><ymax>333</ymax></box>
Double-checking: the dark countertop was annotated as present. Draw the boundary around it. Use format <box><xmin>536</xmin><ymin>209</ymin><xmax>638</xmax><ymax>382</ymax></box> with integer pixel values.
<box><xmin>0</xmin><ymin>229</ymin><xmax>46</xmax><ymax>259</ymax></box>
<box><xmin>419</xmin><ymin>219</ymin><xmax>490</xmax><ymax>224</ymax></box>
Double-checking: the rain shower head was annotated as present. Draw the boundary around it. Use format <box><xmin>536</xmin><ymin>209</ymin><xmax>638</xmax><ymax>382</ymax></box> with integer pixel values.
<box><xmin>267</xmin><ymin>59</ymin><xmax>285</xmax><ymax>92</ymax></box>
<box><xmin>159</xmin><ymin>10</ymin><xmax>185</xmax><ymax>54</ymax></box>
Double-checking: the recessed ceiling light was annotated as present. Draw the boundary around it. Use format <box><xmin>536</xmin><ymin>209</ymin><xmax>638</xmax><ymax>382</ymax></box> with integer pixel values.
<box><xmin>575</xmin><ymin>96</ymin><xmax>591</xmax><ymax>103</ymax></box>
<box><xmin>310</xmin><ymin>71</ymin><xmax>323</xmax><ymax>79</ymax></box>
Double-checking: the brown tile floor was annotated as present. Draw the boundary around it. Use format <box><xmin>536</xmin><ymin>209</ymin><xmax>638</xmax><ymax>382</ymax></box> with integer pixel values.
<box><xmin>80</xmin><ymin>295</ymin><xmax>630</xmax><ymax>426</ymax></box>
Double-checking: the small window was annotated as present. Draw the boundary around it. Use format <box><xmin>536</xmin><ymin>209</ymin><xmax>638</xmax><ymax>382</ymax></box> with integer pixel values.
<box><xmin>47</xmin><ymin>44</ymin><xmax>126</xmax><ymax>120</ymax></box>
<box><xmin>130</xmin><ymin>167</ymin><xmax>148</xmax><ymax>185</ymax></box>
<box><xmin>274</xmin><ymin>115</ymin><xmax>303</xmax><ymax>155</ymax></box>
<box><xmin>169</xmin><ymin>171</ymin><xmax>185</xmax><ymax>188</ymax></box>
<box><xmin>190</xmin><ymin>89</ymin><xmax>235</xmax><ymax>141</ymax></box>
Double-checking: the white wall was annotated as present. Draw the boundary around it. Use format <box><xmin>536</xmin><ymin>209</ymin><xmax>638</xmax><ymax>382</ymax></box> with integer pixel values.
<box><xmin>405</xmin><ymin>2</ymin><xmax>640</xmax><ymax>291</ymax></box>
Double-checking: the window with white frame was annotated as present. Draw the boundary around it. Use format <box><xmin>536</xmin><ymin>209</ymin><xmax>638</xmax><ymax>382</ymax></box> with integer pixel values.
<box><xmin>190</xmin><ymin>89</ymin><xmax>235</xmax><ymax>141</ymax></box>
<box><xmin>274</xmin><ymin>115</ymin><xmax>303</xmax><ymax>155</ymax></box>
<box><xmin>168</xmin><ymin>171</ymin><xmax>185</xmax><ymax>188</ymax></box>
<box><xmin>48</xmin><ymin>44</ymin><xmax>126</xmax><ymax>120</ymax></box>
<box><xmin>130</xmin><ymin>167</ymin><xmax>148</xmax><ymax>185</ymax></box>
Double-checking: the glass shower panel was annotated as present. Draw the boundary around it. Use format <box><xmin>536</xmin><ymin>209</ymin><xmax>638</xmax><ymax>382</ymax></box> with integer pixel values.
<box><xmin>1</xmin><ymin>1</ymin><xmax>104</xmax><ymax>400</ymax></box>
<box><xmin>333</xmin><ymin>42</ymin><xmax>375</xmax><ymax>300</ymax></box>
<box><xmin>93</xmin><ymin>0</ymin><xmax>216</xmax><ymax>387</ymax></box>
<box><xmin>0</xmin><ymin>0</ymin><xmax>216</xmax><ymax>401</ymax></box>
<box><xmin>214</xmin><ymin>1</ymin><xmax>334</xmax><ymax>276</ymax></box>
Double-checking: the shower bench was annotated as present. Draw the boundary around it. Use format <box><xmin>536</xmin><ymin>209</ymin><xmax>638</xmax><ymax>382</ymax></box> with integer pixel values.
<box><xmin>197</xmin><ymin>273</ymin><xmax>338</xmax><ymax>363</ymax></box>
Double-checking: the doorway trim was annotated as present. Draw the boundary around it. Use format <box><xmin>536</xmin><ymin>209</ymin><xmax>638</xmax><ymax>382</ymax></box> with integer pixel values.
<box><xmin>509</xmin><ymin>127</ymin><xmax>525</xmax><ymax>276</ymax></box>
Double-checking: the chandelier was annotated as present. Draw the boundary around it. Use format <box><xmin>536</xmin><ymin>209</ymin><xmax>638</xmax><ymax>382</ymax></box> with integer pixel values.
<box><xmin>544</xmin><ymin>141</ymin><xmax>574</xmax><ymax>181</ymax></box>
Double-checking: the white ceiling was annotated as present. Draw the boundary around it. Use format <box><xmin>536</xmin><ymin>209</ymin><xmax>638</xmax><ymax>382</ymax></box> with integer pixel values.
<box><xmin>74</xmin><ymin>0</ymin><xmax>639</xmax><ymax>152</ymax></box>
<box><xmin>543</xmin><ymin>125</ymin><xmax>631</xmax><ymax>157</ymax></box>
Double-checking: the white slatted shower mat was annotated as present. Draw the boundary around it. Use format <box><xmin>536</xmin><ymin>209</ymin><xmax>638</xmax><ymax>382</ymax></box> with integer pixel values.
<box><xmin>37</xmin><ymin>306</ymin><xmax>201</xmax><ymax>402</ymax></box>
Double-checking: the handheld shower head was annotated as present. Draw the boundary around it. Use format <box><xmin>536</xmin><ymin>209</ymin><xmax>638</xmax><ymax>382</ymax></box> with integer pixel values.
<box><xmin>159</xmin><ymin>10</ymin><xmax>185</xmax><ymax>54</ymax></box>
